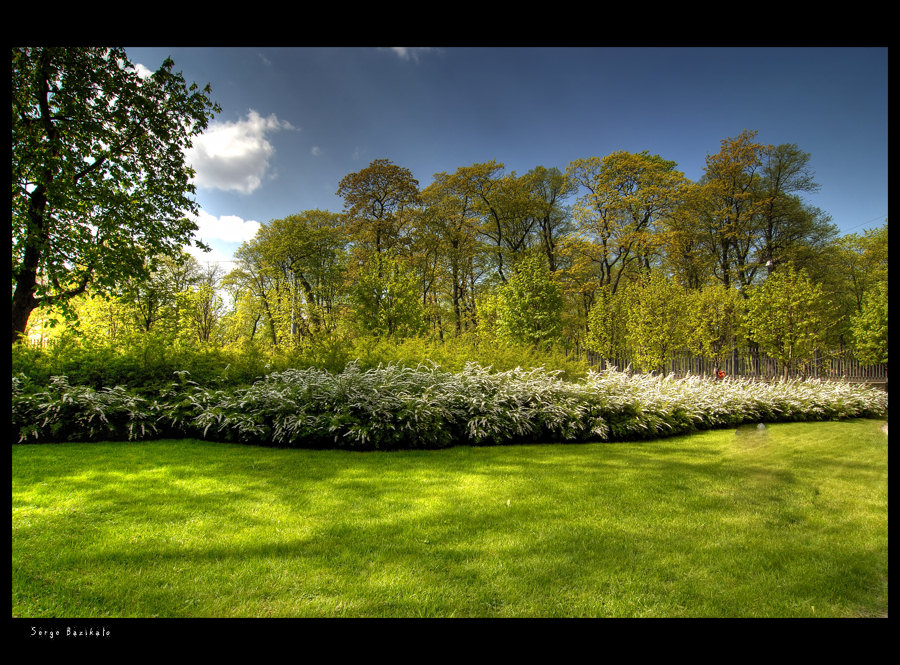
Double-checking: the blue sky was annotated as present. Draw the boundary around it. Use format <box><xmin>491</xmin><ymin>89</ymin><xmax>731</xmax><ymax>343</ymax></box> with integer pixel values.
<box><xmin>124</xmin><ymin>46</ymin><xmax>889</xmax><ymax>267</ymax></box>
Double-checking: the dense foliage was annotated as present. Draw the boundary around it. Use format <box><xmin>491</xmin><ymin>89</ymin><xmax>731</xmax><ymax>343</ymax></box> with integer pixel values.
<box><xmin>11</xmin><ymin>47</ymin><xmax>220</xmax><ymax>343</ymax></box>
<box><xmin>18</xmin><ymin>128</ymin><xmax>887</xmax><ymax>375</ymax></box>
<box><xmin>11</xmin><ymin>53</ymin><xmax>887</xmax><ymax>412</ymax></box>
<box><xmin>12</xmin><ymin>365</ymin><xmax>887</xmax><ymax>449</ymax></box>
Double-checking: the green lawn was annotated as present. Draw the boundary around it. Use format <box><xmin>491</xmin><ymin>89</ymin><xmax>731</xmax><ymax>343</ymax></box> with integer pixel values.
<box><xmin>12</xmin><ymin>418</ymin><xmax>888</xmax><ymax>618</ymax></box>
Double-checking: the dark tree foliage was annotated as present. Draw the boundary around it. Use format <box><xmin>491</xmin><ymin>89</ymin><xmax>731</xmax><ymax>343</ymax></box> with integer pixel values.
<box><xmin>11</xmin><ymin>47</ymin><xmax>220</xmax><ymax>343</ymax></box>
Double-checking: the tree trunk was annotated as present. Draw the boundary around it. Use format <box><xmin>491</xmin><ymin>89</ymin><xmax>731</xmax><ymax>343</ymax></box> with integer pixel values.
<box><xmin>13</xmin><ymin>56</ymin><xmax>55</xmax><ymax>345</ymax></box>
<box><xmin>11</xmin><ymin>279</ymin><xmax>38</xmax><ymax>344</ymax></box>
<box><xmin>12</xmin><ymin>188</ymin><xmax>47</xmax><ymax>344</ymax></box>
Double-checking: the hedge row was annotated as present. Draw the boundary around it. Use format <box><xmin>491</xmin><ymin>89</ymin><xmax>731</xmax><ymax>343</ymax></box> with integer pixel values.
<box><xmin>11</xmin><ymin>363</ymin><xmax>888</xmax><ymax>449</ymax></box>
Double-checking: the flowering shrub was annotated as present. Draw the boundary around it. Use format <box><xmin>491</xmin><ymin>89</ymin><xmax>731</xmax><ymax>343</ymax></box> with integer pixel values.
<box><xmin>11</xmin><ymin>365</ymin><xmax>888</xmax><ymax>449</ymax></box>
<box><xmin>13</xmin><ymin>375</ymin><xmax>159</xmax><ymax>443</ymax></box>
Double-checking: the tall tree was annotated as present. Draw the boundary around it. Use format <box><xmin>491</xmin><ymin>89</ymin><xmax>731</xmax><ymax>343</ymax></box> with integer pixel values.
<box><xmin>183</xmin><ymin>262</ymin><xmax>226</xmax><ymax>344</ymax></box>
<box><xmin>492</xmin><ymin>254</ymin><xmax>564</xmax><ymax>349</ymax></box>
<box><xmin>673</xmin><ymin>133</ymin><xmax>838</xmax><ymax>293</ymax></box>
<box><xmin>566</xmin><ymin>150</ymin><xmax>687</xmax><ymax>295</ymax></box>
<box><xmin>832</xmin><ymin>223</ymin><xmax>889</xmax><ymax>361</ymax></box>
<box><xmin>336</xmin><ymin>158</ymin><xmax>421</xmax><ymax>260</ymax></box>
<box><xmin>442</xmin><ymin>160</ymin><xmax>520</xmax><ymax>282</ymax></box>
<box><xmin>420</xmin><ymin>169</ymin><xmax>487</xmax><ymax>336</ymax></box>
<box><xmin>349</xmin><ymin>256</ymin><xmax>425</xmax><ymax>338</ymax></box>
<box><xmin>834</xmin><ymin>224</ymin><xmax>889</xmax><ymax>314</ymax></box>
<box><xmin>659</xmin><ymin>187</ymin><xmax>715</xmax><ymax>290</ymax></box>
<box><xmin>584</xmin><ymin>282</ymin><xmax>631</xmax><ymax>366</ymax></box>
<box><xmin>225</xmin><ymin>239</ymin><xmax>285</xmax><ymax>347</ymax></box>
<box><xmin>754</xmin><ymin>143</ymin><xmax>830</xmax><ymax>274</ymax></box>
<box><xmin>622</xmin><ymin>270</ymin><xmax>690</xmax><ymax>373</ymax></box>
<box><xmin>122</xmin><ymin>252</ymin><xmax>201</xmax><ymax>335</ymax></box>
<box><xmin>690</xmin><ymin>130</ymin><xmax>767</xmax><ymax>290</ymax></box>
<box><xmin>523</xmin><ymin>166</ymin><xmax>576</xmax><ymax>273</ymax></box>
<box><xmin>744</xmin><ymin>264</ymin><xmax>828</xmax><ymax>379</ymax></box>
<box><xmin>850</xmin><ymin>279</ymin><xmax>888</xmax><ymax>365</ymax></box>
<box><xmin>729</xmin><ymin>142</ymin><xmax>836</xmax><ymax>293</ymax></box>
<box><xmin>257</xmin><ymin>211</ymin><xmax>348</xmax><ymax>339</ymax></box>
<box><xmin>686</xmin><ymin>282</ymin><xmax>745</xmax><ymax>373</ymax></box>
<box><xmin>224</xmin><ymin>211</ymin><xmax>348</xmax><ymax>347</ymax></box>
<box><xmin>11</xmin><ymin>47</ymin><xmax>220</xmax><ymax>344</ymax></box>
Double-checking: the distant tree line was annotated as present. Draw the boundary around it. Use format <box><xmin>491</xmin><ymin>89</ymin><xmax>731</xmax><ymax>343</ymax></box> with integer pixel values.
<box><xmin>11</xmin><ymin>47</ymin><xmax>887</xmax><ymax>380</ymax></box>
<box><xmin>22</xmin><ymin>132</ymin><xmax>888</xmax><ymax>377</ymax></box>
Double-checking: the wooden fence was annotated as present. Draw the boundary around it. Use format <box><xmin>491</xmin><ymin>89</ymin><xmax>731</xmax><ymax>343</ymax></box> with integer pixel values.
<box><xmin>588</xmin><ymin>349</ymin><xmax>888</xmax><ymax>385</ymax></box>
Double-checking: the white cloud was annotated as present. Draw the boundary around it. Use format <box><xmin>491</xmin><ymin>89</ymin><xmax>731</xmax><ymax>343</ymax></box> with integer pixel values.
<box><xmin>311</xmin><ymin>146</ymin><xmax>322</xmax><ymax>157</ymax></box>
<box><xmin>384</xmin><ymin>47</ymin><xmax>437</xmax><ymax>62</ymax></box>
<box><xmin>186</xmin><ymin>110</ymin><xmax>295</xmax><ymax>194</ymax></box>
<box><xmin>133</xmin><ymin>62</ymin><xmax>154</xmax><ymax>79</ymax></box>
<box><xmin>189</xmin><ymin>210</ymin><xmax>261</xmax><ymax>244</ymax></box>
<box><xmin>183</xmin><ymin>210</ymin><xmax>261</xmax><ymax>267</ymax></box>
<box><xmin>184</xmin><ymin>241</ymin><xmax>236</xmax><ymax>267</ymax></box>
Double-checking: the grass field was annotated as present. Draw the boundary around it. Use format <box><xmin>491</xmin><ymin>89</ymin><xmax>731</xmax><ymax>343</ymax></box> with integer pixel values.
<box><xmin>12</xmin><ymin>418</ymin><xmax>888</xmax><ymax>618</ymax></box>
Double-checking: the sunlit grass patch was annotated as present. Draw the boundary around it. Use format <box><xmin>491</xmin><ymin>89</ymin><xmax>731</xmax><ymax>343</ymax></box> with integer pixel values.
<box><xmin>12</xmin><ymin>418</ymin><xmax>887</xmax><ymax>617</ymax></box>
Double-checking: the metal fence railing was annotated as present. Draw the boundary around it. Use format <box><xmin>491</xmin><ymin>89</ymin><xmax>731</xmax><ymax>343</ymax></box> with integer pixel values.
<box><xmin>589</xmin><ymin>349</ymin><xmax>887</xmax><ymax>384</ymax></box>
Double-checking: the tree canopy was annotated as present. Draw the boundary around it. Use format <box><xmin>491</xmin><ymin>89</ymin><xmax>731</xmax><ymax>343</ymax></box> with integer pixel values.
<box><xmin>16</xmin><ymin>121</ymin><xmax>888</xmax><ymax>377</ymax></box>
<box><xmin>11</xmin><ymin>47</ymin><xmax>220</xmax><ymax>343</ymax></box>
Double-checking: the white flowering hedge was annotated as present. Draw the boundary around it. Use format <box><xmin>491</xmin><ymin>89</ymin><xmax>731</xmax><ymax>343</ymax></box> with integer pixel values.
<box><xmin>11</xmin><ymin>363</ymin><xmax>888</xmax><ymax>449</ymax></box>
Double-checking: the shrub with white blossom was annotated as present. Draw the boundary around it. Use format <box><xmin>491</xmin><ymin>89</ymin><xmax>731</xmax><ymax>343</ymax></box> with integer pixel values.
<box><xmin>11</xmin><ymin>364</ymin><xmax>888</xmax><ymax>449</ymax></box>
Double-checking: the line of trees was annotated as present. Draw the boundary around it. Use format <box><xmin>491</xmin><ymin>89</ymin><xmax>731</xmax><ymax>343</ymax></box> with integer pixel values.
<box><xmin>212</xmin><ymin>133</ymin><xmax>886</xmax><ymax>375</ymax></box>
<box><xmin>11</xmin><ymin>48</ymin><xmax>886</xmax><ymax>376</ymax></box>
<box><xmin>22</xmin><ymin>138</ymin><xmax>888</xmax><ymax>376</ymax></box>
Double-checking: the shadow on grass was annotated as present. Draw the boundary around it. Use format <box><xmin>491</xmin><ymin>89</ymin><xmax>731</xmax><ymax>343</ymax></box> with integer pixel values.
<box><xmin>12</xmin><ymin>420</ymin><xmax>888</xmax><ymax>617</ymax></box>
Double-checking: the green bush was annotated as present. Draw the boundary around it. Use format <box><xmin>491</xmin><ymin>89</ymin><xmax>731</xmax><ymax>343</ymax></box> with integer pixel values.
<box><xmin>12</xmin><ymin>365</ymin><xmax>888</xmax><ymax>450</ymax></box>
<box><xmin>13</xmin><ymin>376</ymin><xmax>159</xmax><ymax>443</ymax></box>
<box><xmin>12</xmin><ymin>329</ymin><xmax>589</xmax><ymax>397</ymax></box>
<box><xmin>13</xmin><ymin>337</ymin><xmax>272</xmax><ymax>394</ymax></box>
